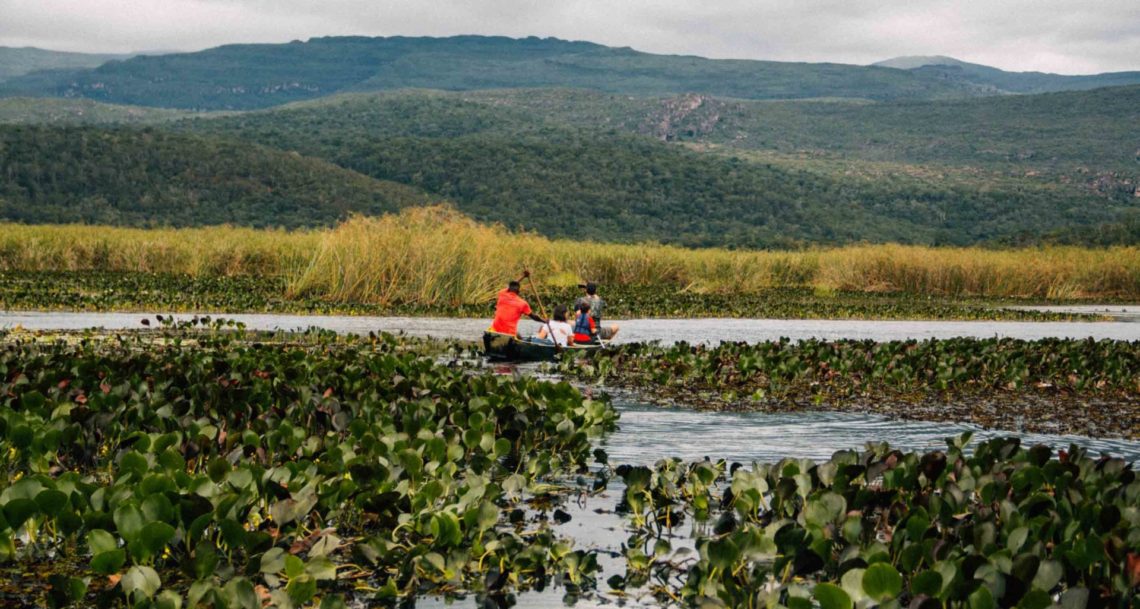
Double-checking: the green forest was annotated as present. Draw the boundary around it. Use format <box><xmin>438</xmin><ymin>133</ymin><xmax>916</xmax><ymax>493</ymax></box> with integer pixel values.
<box><xmin>0</xmin><ymin>42</ymin><xmax>1137</xmax><ymax>247</ymax></box>
<box><xmin>0</xmin><ymin>126</ymin><xmax>428</xmax><ymax>227</ymax></box>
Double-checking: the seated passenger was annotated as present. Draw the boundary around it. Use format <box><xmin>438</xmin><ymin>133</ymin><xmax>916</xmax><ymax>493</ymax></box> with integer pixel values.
<box><xmin>535</xmin><ymin>305</ymin><xmax>575</xmax><ymax>346</ymax></box>
<box><xmin>573</xmin><ymin>301</ymin><xmax>598</xmax><ymax>344</ymax></box>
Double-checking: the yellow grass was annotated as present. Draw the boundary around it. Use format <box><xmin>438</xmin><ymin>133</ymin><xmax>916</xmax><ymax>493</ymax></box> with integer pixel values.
<box><xmin>0</xmin><ymin>207</ymin><xmax>1137</xmax><ymax>303</ymax></box>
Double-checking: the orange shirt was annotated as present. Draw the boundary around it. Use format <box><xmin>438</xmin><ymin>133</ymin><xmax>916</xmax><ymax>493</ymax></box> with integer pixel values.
<box><xmin>490</xmin><ymin>289</ymin><xmax>532</xmax><ymax>336</ymax></box>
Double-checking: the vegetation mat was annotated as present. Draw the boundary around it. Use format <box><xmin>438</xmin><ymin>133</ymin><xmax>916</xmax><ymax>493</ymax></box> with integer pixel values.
<box><xmin>560</xmin><ymin>339</ymin><xmax>1140</xmax><ymax>439</ymax></box>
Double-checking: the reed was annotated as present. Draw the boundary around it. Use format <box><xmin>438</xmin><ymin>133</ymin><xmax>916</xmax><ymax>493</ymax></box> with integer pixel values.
<box><xmin>0</xmin><ymin>208</ymin><xmax>1137</xmax><ymax>302</ymax></box>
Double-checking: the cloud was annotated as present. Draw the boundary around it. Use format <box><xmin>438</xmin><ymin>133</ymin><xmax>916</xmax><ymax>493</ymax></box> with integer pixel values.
<box><xmin>0</xmin><ymin>0</ymin><xmax>1136</xmax><ymax>74</ymax></box>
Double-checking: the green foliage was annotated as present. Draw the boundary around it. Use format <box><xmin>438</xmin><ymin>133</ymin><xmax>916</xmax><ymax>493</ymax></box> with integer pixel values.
<box><xmin>0</xmin><ymin>322</ymin><xmax>618</xmax><ymax>605</ymax></box>
<box><xmin>564</xmin><ymin>337</ymin><xmax>1140</xmax><ymax>438</ymax></box>
<box><xmin>608</xmin><ymin>435</ymin><xmax>1140</xmax><ymax>608</ymax></box>
<box><xmin>184</xmin><ymin>89</ymin><xmax>1138</xmax><ymax>247</ymax></box>
<box><xmin>0</xmin><ymin>125</ymin><xmax>429</xmax><ymax>228</ymax></box>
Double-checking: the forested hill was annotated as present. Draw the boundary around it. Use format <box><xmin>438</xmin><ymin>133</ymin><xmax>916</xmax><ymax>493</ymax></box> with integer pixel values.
<box><xmin>0</xmin><ymin>126</ymin><xmax>429</xmax><ymax>227</ymax></box>
<box><xmin>0</xmin><ymin>47</ymin><xmax>130</xmax><ymax>82</ymax></box>
<box><xmin>872</xmin><ymin>55</ymin><xmax>1140</xmax><ymax>95</ymax></box>
<box><xmin>0</xmin><ymin>36</ymin><xmax>977</xmax><ymax>110</ymax></box>
<box><xmin>176</xmin><ymin>91</ymin><xmax>1136</xmax><ymax>247</ymax></box>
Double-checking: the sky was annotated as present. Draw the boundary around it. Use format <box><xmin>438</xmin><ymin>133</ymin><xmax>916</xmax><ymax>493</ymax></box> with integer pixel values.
<box><xmin>2</xmin><ymin>0</ymin><xmax>1138</xmax><ymax>74</ymax></box>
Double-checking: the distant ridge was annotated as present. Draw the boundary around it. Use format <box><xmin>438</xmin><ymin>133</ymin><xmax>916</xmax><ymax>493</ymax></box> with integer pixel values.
<box><xmin>873</xmin><ymin>54</ymin><xmax>1140</xmax><ymax>94</ymax></box>
<box><xmin>0</xmin><ymin>35</ymin><xmax>981</xmax><ymax>110</ymax></box>
<box><xmin>0</xmin><ymin>46</ymin><xmax>132</xmax><ymax>82</ymax></box>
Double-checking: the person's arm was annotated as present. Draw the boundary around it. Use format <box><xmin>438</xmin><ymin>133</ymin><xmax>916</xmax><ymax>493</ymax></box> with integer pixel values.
<box><xmin>527</xmin><ymin>312</ymin><xmax>547</xmax><ymax>324</ymax></box>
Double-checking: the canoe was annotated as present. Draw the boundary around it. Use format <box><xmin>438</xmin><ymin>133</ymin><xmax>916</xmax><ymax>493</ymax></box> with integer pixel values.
<box><xmin>482</xmin><ymin>331</ymin><xmax>604</xmax><ymax>362</ymax></box>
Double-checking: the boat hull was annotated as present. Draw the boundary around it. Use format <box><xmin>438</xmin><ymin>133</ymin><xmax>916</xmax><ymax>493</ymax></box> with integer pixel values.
<box><xmin>482</xmin><ymin>332</ymin><xmax>602</xmax><ymax>362</ymax></box>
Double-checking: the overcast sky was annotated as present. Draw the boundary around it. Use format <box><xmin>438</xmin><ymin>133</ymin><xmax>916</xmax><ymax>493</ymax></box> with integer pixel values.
<box><xmin>2</xmin><ymin>0</ymin><xmax>1138</xmax><ymax>74</ymax></box>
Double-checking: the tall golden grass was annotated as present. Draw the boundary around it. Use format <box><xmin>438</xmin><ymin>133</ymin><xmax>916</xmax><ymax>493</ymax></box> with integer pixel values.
<box><xmin>1</xmin><ymin>207</ymin><xmax>1137</xmax><ymax>302</ymax></box>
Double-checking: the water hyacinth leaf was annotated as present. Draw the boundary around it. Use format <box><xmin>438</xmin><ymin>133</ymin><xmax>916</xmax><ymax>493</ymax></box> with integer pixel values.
<box><xmin>285</xmin><ymin>555</ymin><xmax>305</xmax><ymax>579</ymax></box>
<box><xmin>431</xmin><ymin>512</ymin><xmax>462</xmax><ymax>547</ymax></box>
<box><xmin>968</xmin><ymin>584</ymin><xmax>996</xmax><ymax>609</ymax></box>
<box><xmin>862</xmin><ymin>563</ymin><xmax>903</xmax><ymax>602</ymax></box>
<box><xmin>223</xmin><ymin>577</ymin><xmax>259</xmax><ymax>609</ymax></box>
<box><xmin>121</xmin><ymin>565</ymin><xmax>162</xmax><ymax>600</ymax></box>
<box><xmin>139</xmin><ymin>521</ymin><xmax>177</xmax><ymax>558</ymax></box>
<box><xmin>910</xmin><ymin>570</ymin><xmax>943</xmax><ymax>597</ymax></box>
<box><xmin>1006</xmin><ymin>526</ymin><xmax>1029</xmax><ymax>552</ymax></box>
<box><xmin>1031</xmin><ymin>559</ymin><xmax>1062</xmax><ymax>592</ymax></box>
<box><xmin>707</xmin><ymin>537</ymin><xmax>740</xmax><ymax>571</ymax></box>
<box><xmin>87</xmin><ymin>529</ymin><xmax>118</xmax><ymax>555</ymax></box>
<box><xmin>141</xmin><ymin>493</ymin><xmax>175</xmax><ymax>523</ymax></box>
<box><xmin>91</xmin><ymin>549</ymin><xmax>127</xmax><ymax>574</ymax></box>
<box><xmin>286</xmin><ymin>574</ymin><xmax>317</xmax><ymax>605</ymax></box>
<box><xmin>813</xmin><ymin>583</ymin><xmax>853</xmax><ymax>609</ymax></box>
<box><xmin>840</xmin><ymin>567</ymin><xmax>868</xmax><ymax>603</ymax></box>
<box><xmin>306</xmin><ymin>556</ymin><xmax>337</xmax><ymax>581</ymax></box>
<box><xmin>113</xmin><ymin>504</ymin><xmax>145</xmax><ymax>543</ymax></box>
<box><xmin>156</xmin><ymin>590</ymin><xmax>183</xmax><ymax>609</ymax></box>
<box><xmin>34</xmin><ymin>489</ymin><xmax>69</xmax><ymax>517</ymax></box>
<box><xmin>2</xmin><ymin>498</ymin><xmax>38</xmax><ymax>530</ymax></box>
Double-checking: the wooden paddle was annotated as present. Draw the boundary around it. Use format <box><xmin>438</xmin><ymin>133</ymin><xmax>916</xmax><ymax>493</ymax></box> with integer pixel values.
<box><xmin>521</xmin><ymin>266</ymin><xmax>559</xmax><ymax>349</ymax></box>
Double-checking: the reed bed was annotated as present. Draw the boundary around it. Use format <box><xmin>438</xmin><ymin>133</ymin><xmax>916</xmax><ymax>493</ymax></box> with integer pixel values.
<box><xmin>0</xmin><ymin>223</ymin><xmax>317</xmax><ymax>276</ymax></box>
<box><xmin>1</xmin><ymin>207</ymin><xmax>1137</xmax><ymax>303</ymax></box>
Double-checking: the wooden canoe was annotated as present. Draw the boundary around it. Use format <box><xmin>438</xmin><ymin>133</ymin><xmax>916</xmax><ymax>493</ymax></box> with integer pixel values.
<box><xmin>482</xmin><ymin>331</ymin><xmax>604</xmax><ymax>362</ymax></box>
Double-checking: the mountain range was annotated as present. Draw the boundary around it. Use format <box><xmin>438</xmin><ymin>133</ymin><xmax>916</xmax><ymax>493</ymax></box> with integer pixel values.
<box><xmin>4</xmin><ymin>37</ymin><xmax>1140</xmax><ymax>111</ymax></box>
<box><xmin>0</xmin><ymin>36</ymin><xmax>1137</xmax><ymax>247</ymax></box>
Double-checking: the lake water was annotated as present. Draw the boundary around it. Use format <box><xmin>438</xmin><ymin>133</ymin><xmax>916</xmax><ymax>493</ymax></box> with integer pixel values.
<box><xmin>2</xmin><ymin>311</ymin><xmax>1138</xmax><ymax>343</ymax></box>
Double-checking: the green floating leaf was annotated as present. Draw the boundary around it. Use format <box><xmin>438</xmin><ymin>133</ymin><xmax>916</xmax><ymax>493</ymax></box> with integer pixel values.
<box><xmin>91</xmin><ymin>549</ymin><xmax>127</xmax><ymax>575</ymax></box>
<box><xmin>113</xmin><ymin>504</ymin><xmax>145</xmax><ymax>544</ymax></box>
<box><xmin>2</xmin><ymin>498</ymin><xmax>38</xmax><ymax>530</ymax></box>
<box><xmin>34</xmin><ymin>489</ymin><xmax>69</xmax><ymax>517</ymax></box>
<box><xmin>862</xmin><ymin>563</ymin><xmax>902</xmax><ymax>602</ymax></box>
<box><xmin>968</xmin><ymin>584</ymin><xmax>996</xmax><ymax>609</ymax></box>
<box><xmin>813</xmin><ymin>582</ymin><xmax>853</xmax><ymax>609</ymax></box>
<box><xmin>910</xmin><ymin>570</ymin><xmax>943</xmax><ymax>597</ymax></box>
<box><xmin>121</xmin><ymin>565</ymin><xmax>162</xmax><ymax>600</ymax></box>
<box><xmin>87</xmin><ymin>529</ymin><xmax>118</xmax><ymax>555</ymax></box>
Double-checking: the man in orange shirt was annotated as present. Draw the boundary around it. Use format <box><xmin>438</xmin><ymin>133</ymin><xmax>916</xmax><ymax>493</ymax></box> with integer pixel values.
<box><xmin>490</xmin><ymin>273</ymin><xmax>547</xmax><ymax>337</ymax></box>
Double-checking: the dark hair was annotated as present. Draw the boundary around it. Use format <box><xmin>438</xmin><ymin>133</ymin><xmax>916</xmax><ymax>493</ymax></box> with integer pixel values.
<box><xmin>586</xmin><ymin>283</ymin><xmax>597</xmax><ymax>295</ymax></box>
<box><xmin>577</xmin><ymin>301</ymin><xmax>591</xmax><ymax>312</ymax></box>
<box><xmin>508</xmin><ymin>280</ymin><xmax>521</xmax><ymax>293</ymax></box>
<box><xmin>553</xmin><ymin>304</ymin><xmax>567</xmax><ymax>322</ymax></box>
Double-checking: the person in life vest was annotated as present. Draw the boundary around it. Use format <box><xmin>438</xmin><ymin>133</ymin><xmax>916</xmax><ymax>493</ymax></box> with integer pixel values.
<box><xmin>490</xmin><ymin>272</ymin><xmax>547</xmax><ymax>337</ymax></box>
<box><xmin>572</xmin><ymin>301</ymin><xmax>599</xmax><ymax>344</ymax></box>
<box><xmin>575</xmin><ymin>281</ymin><xmax>619</xmax><ymax>339</ymax></box>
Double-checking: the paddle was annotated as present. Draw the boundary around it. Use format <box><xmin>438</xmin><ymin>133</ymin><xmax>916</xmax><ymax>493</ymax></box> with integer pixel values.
<box><xmin>522</xmin><ymin>266</ymin><xmax>560</xmax><ymax>350</ymax></box>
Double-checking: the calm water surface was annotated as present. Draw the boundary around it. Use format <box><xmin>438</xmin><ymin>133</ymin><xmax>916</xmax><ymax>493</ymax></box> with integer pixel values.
<box><xmin>2</xmin><ymin>311</ymin><xmax>1138</xmax><ymax>343</ymax></box>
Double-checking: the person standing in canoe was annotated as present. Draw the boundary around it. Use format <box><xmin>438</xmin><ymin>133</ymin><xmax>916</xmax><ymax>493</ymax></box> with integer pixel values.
<box><xmin>575</xmin><ymin>282</ymin><xmax>619</xmax><ymax>340</ymax></box>
<box><xmin>490</xmin><ymin>272</ymin><xmax>548</xmax><ymax>337</ymax></box>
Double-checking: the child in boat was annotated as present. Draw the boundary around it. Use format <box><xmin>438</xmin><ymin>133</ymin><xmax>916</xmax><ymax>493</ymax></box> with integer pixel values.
<box><xmin>573</xmin><ymin>301</ymin><xmax>599</xmax><ymax>344</ymax></box>
<box><xmin>535</xmin><ymin>305</ymin><xmax>575</xmax><ymax>346</ymax></box>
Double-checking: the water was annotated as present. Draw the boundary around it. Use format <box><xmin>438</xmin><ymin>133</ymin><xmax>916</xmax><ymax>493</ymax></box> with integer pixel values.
<box><xmin>2</xmin><ymin>311</ymin><xmax>1139</xmax><ymax>344</ymax></box>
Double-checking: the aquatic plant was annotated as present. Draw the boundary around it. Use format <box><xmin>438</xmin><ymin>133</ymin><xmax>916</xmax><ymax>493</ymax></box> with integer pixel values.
<box><xmin>0</xmin><ymin>320</ymin><xmax>617</xmax><ymax>606</ymax></box>
<box><xmin>608</xmin><ymin>435</ymin><xmax>1140</xmax><ymax>609</ymax></box>
<box><xmin>563</xmin><ymin>338</ymin><xmax>1140</xmax><ymax>438</ymax></box>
